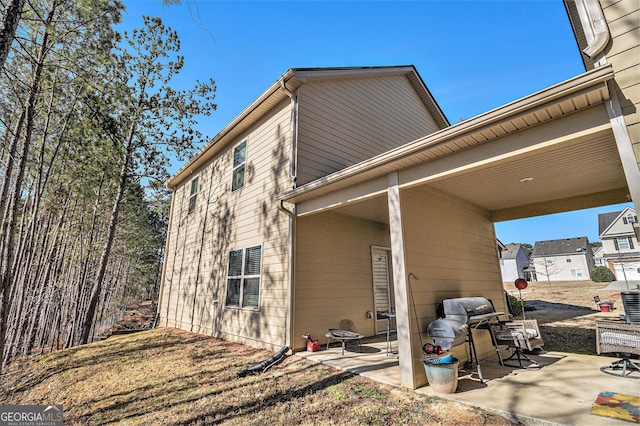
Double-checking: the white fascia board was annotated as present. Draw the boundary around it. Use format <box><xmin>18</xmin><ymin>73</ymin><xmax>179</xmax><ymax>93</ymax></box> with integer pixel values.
<box><xmin>292</xmin><ymin>65</ymin><xmax>416</xmax><ymax>81</ymax></box>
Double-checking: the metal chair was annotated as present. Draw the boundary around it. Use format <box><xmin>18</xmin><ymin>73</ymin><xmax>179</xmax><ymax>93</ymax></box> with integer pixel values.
<box><xmin>489</xmin><ymin>319</ymin><xmax>544</xmax><ymax>368</ymax></box>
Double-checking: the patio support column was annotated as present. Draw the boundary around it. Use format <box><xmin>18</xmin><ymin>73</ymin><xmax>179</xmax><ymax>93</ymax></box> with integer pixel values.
<box><xmin>605</xmin><ymin>82</ymin><xmax>640</xmax><ymax>213</ymax></box>
<box><xmin>387</xmin><ymin>171</ymin><xmax>417</xmax><ymax>389</ymax></box>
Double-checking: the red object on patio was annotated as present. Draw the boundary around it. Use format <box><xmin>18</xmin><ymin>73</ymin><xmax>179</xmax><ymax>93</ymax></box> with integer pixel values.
<box><xmin>599</xmin><ymin>303</ymin><xmax>612</xmax><ymax>312</ymax></box>
<box><xmin>307</xmin><ymin>339</ymin><xmax>320</xmax><ymax>352</ymax></box>
<box><xmin>514</xmin><ymin>278</ymin><xmax>528</xmax><ymax>290</ymax></box>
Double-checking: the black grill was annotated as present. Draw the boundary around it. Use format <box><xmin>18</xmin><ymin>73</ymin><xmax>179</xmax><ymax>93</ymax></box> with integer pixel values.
<box><xmin>427</xmin><ymin>296</ymin><xmax>503</xmax><ymax>383</ymax></box>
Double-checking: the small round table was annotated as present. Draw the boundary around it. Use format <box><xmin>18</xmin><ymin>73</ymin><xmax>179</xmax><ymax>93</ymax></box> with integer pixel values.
<box><xmin>325</xmin><ymin>329</ymin><xmax>364</xmax><ymax>355</ymax></box>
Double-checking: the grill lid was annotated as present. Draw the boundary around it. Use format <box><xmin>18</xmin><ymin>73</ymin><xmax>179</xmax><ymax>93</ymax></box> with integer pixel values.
<box><xmin>437</xmin><ymin>297</ymin><xmax>496</xmax><ymax>323</ymax></box>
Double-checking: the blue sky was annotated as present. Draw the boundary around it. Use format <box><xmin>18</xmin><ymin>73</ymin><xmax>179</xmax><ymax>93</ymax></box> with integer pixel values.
<box><xmin>119</xmin><ymin>0</ymin><xmax>632</xmax><ymax>245</ymax></box>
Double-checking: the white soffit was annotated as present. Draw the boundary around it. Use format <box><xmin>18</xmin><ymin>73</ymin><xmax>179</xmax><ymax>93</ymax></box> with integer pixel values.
<box><xmin>279</xmin><ymin>65</ymin><xmax>615</xmax><ymax>205</ymax></box>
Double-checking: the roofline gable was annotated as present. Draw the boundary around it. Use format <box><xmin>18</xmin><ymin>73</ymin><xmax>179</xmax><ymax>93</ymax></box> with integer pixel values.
<box><xmin>166</xmin><ymin>65</ymin><xmax>449</xmax><ymax>189</ymax></box>
<box><xmin>599</xmin><ymin>206</ymin><xmax>638</xmax><ymax>237</ymax></box>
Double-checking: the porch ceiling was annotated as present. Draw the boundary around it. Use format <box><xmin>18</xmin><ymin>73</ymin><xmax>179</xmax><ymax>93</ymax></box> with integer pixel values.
<box><xmin>281</xmin><ymin>65</ymin><xmax>630</xmax><ymax>223</ymax></box>
<box><xmin>327</xmin><ymin>125</ymin><xmax>626</xmax><ymax>225</ymax></box>
<box><xmin>426</xmin><ymin>130</ymin><xmax>626</xmax><ymax>221</ymax></box>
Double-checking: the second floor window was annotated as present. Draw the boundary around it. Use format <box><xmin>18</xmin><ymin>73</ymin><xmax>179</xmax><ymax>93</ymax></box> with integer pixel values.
<box><xmin>565</xmin><ymin>256</ymin><xmax>572</xmax><ymax>263</ymax></box>
<box><xmin>232</xmin><ymin>140</ymin><xmax>247</xmax><ymax>192</ymax></box>
<box><xmin>188</xmin><ymin>176</ymin><xmax>199</xmax><ymax>215</ymax></box>
<box><xmin>615</xmin><ymin>237</ymin><xmax>634</xmax><ymax>251</ymax></box>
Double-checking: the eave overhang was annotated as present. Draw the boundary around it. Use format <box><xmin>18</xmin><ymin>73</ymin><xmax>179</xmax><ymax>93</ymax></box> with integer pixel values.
<box><xmin>278</xmin><ymin>65</ymin><xmax>615</xmax><ymax>205</ymax></box>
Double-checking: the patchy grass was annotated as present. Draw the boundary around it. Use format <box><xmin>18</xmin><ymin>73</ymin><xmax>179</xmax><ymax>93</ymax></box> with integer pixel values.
<box><xmin>0</xmin><ymin>328</ymin><xmax>511</xmax><ymax>425</ymax></box>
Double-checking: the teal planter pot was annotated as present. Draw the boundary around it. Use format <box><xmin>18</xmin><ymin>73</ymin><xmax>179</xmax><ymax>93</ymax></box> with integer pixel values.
<box><xmin>423</xmin><ymin>358</ymin><xmax>459</xmax><ymax>394</ymax></box>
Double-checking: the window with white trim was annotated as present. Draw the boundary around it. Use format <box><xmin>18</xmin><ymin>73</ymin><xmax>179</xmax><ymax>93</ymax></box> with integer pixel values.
<box><xmin>546</xmin><ymin>258</ymin><xmax>553</xmax><ymax>265</ymax></box>
<box><xmin>623</xmin><ymin>214</ymin><xmax>637</xmax><ymax>224</ymax></box>
<box><xmin>565</xmin><ymin>255</ymin><xmax>572</xmax><ymax>263</ymax></box>
<box><xmin>232</xmin><ymin>140</ymin><xmax>247</xmax><ymax>192</ymax></box>
<box><xmin>615</xmin><ymin>237</ymin><xmax>633</xmax><ymax>251</ymax></box>
<box><xmin>225</xmin><ymin>245</ymin><xmax>261</xmax><ymax>309</ymax></box>
<box><xmin>188</xmin><ymin>176</ymin><xmax>199</xmax><ymax>215</ymax></box>
<box><xmin>570</xmin><ymin>268</ymin><xmax>583</xmax><ymax>277</ymax></box>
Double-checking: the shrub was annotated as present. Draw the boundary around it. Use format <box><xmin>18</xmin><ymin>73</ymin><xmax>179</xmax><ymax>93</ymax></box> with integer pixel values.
<box><xmin>591</xmin><ymin>266</ymin><xmax>615</xmax><ymax>282</ymax></box>
<box><xmin>508</xmin><ymin>294</ymin><xmax>525</xmax><ymax>315</ymax></box>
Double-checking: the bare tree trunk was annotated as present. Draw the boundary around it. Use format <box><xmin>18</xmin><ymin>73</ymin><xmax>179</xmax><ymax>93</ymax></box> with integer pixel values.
<box><xmin>0</xmin><ymin>0</ymin><xmax>25</xmax><ymax>69</ymax></box>
<box><xmin>79</xmin><ymin>143</ymin><xmax>133</xmax><ymax>344</ymax></box>
<box><xmin>0</xmin><ymin>20</ymin><xmax>50</xmax><ymax>371</ymax></box>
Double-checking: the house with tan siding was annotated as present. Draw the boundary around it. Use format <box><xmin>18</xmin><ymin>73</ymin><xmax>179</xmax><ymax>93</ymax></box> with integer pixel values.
<box><xmin>159</xmin><ymin>0</ymin><xmax>639</xmax><ymax>390</ymax></box>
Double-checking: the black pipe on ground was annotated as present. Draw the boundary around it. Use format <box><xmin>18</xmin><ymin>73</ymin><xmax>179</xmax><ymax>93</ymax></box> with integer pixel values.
<box><xmin>237</xmin><ymin>345</ymin><xmax>289</xmax><ymax>377</ymax></box>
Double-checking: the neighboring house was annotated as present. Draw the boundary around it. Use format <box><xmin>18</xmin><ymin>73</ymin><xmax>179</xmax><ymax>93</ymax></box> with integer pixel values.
<box><xmin>531</xmin><ymin>237</ymin><xmax>595</xmax><ymax>281</ymax></box>
<box><xmin>593</xmin><ymin>246</ymin><xmax>605</xmax><ymax>266</ymax></box>
<box><xmin>598</xmin><ymin>207</ymin><xmax>640</xmax><ymax>280</ymax></box>
<box><xmin>159</xmin><ymin>0</ymin><xmax>639</xmax><ymax>390</ymax></box>
<box><xmin>499</xmin><ymin>243</ymin><xmax>532</xmax><ymax>282</ymax></box>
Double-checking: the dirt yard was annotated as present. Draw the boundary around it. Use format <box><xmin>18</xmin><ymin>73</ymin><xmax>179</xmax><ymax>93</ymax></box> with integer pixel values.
<box><xmin>2</xmin><ymin>281</ymin><xmax>636</xmax><ymax>425</ymax></box>
<box><xmin>503</xmin><ymin>279</ymin><xmax>636</xmax><ymax>355</ymax></box>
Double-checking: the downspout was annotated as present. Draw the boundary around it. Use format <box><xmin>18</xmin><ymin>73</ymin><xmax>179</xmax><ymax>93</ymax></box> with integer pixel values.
<box><xmin>572</xmin><ymin>0</ymin><xmax>610</xmax><ymax>63</ymax></box>
<box><xmin>580</xmin><ymin>0</ymin><xmax>610</xmax><ymax>60</ymax></box>
<box><xmin>278</xmin><ymin>76</ymin><xmax>300</xmax><ymax>350</ymax></box>
<box><xmin>278</xmin><ymin>200</ymin><xmax>296</xmax><ymax>351</ymax></box>
<box><xmin>279</xmin><ymin>77</ymin><xmax>298</xmax><ymax>186</ymax></box>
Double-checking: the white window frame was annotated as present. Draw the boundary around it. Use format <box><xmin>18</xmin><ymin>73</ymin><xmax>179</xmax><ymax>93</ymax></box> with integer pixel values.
<box><xmin>546</xmin><ymin>258</ymin><xmax>553</xmax><ymax>265</ymax></box>
<box><xmin>225</xmin><ymin>244</ymin><xmax>262</xmax><ymax>310</ymax></box>
<box><xmin>565</xmin><ymin>255</ymin><xmax>572</xmax><ymax>263</ymax></box>
<box><xmin>570</xmin><ymin>268</ymin><xmax>583</xmax><ymax>277</ymax></box>
<box><xmin>232</xmin><ymin>139</ymin><xmax>247</xmax><ymax>192</ymax></box>
<box><xmin>188</xmin><ymin>176</ymin><xmax>199</xmax><ymax>215</ymax></box>
<box><xmin>617</xmin><ymin>237</ymin><xmax>631</xmax><ymax>250</ymax></box>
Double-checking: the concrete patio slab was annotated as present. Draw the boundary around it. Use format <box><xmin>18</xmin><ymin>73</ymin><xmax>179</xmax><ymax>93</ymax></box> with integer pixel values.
<box><xmin>299</xmin><ymin>338</ymin><xmax>639</xmax><ymax>425</ymax></box>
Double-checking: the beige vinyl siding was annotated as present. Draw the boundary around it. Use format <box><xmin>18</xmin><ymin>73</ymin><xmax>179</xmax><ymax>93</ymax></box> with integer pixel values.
<box><xmin>293</xmin><ymin>212</ymin><xmax>391</xmax><ymax>351</ymax></box>
<box><xmin>607</xmin><ymin>211</ymin><xmax>635</xmax><ymax>235</ymax></box>
<box><xmin>601</xmin><ymin>0</ymin><xmax>640</xmax><ymax>168</ymax></box>
<box><xmin>399</xmin><ymin>185</ymin><xmax>504</xmax><ymax>385</ymax></box>
<box><xmin>159</xmin><ymin>100</ymin><xmax>292</xmax><ymax>350</ymax></box>
<box><xmin>296</xmin><ymin>74</ymin><xmax>441</xmax><ymax>185</ymax></box>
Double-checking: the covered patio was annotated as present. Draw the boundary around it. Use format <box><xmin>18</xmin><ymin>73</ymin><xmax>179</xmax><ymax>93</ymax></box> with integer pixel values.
<box><xmin>299</xmin><ymin>330</ymin><xmax>638</xmax><ymax>425</ymax></box>
<box><xmin>283</xmin><ymin>64</ymin><xmax>634</xmax><ymax>390</ymax></box>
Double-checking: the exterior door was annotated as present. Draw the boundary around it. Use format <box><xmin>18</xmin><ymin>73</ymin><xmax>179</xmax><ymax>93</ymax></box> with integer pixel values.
<box><xmin>371</xmin><ymin>246</ymin><xmax>394</xmax><ymax>334</ymax></box>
